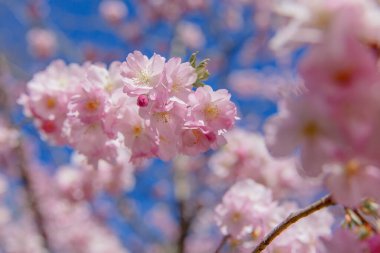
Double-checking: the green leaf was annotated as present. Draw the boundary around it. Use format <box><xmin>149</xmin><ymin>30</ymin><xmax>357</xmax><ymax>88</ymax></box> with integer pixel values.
<box><xmin>188</xmin><ymin>52</ymin><xmax>210</xmax><ymax>88</ymax></box>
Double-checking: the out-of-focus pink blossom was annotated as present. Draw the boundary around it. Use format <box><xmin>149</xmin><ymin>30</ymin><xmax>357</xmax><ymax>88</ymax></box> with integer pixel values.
<box><xmin>321</xmin><ymin>228</ymin><xmax>366</xmax><ymax>253</ymax></box>
<box><xmin>365</xmin><ymin>234</ymin><xmax>380</xmax><ymax>253</ymax></box>
<box><xmin>264</xmin><ymin>96</ymin><xmax>340</xmax><ymax>177</ymax></box>
<box><xmin>26</xmin><ymin>28</ymin><xmax>57</xmax><ymax>59</ymax></box>
<box><xmin>18</xmin><ymin>60</ymin><xmax>85</xmax><ymax>144</ymax></box>
<box><xmin>210</xmin><ymin>128</ymin><xmax>319</xmax><ymax>199</ymax></box>
<box><xmin>99</xmin><ymin>0</ymin><xmax>128</xmax><ymax>25</ymax></box>
<box><xmin>147</xmin><ymin>204</ymin><xmax>178</xmax><ymax>241</ymax></box>
<box><xmin>324</xmin><ymin>160</ymin><xmax>380</xmax><ymax>207</ymax></box>
<box><xmin>228</xmin><ymin>69</ymin><xmax>305</xmax><ymax>100</ymax></box>
<box><xmin>299</xmin><ymin>30</ymin><xmax>378</xmax><ymax>100</ymax></box>
<box><xmin>0</xmin><ymin>123</ymin><xmax>19</xmax><ymax>169</ymax></box>
<box><xmin>215</xmin><ymin>179</ymin><xmax>276</xmax><ymax>238</ymax></box>
<box><xmin>176</xmin><ymin>22</ymin><xmax>206</xmax><ymax>50</ymax></box>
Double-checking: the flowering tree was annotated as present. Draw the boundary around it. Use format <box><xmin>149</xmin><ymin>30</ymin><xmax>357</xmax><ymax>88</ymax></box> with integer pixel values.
<box><xmin>1</xmin><ymin>0</ymin><xmax>380</xmax><ymax>252</ymax></box>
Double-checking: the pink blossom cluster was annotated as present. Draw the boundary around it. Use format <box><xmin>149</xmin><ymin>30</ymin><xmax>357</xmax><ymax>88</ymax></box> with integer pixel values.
<box><xmin>270</xmin><ymin>0</ymin><xmax>380</xmax><ymax>53</ymax></box>
<box><xmin>56</xmin><ymin>150</ymin><xmax>135</xmax><ymax>202</ymax></box>
<box><xmin>321</xmin><ymin>229</ymin><xmax>380</xmax><ymax>253</ymax></box>
<box><xmin>209</xmin><ymin>129</ymin><xmax>316</xmax><ymax>199</ymax></box>
<box><xmin>215</xmin><ymin>179</ymin><xmax>333</xmax><ymax>252</ymax></box>
<box><xmin>99</xmin><ymin>0</ymin><xmax>128</xmax><ymax>25</ymax></box>
<box><xmin>26</xmin><ymin>28</ymin><xmax>57</xmax><ymax>59</ymax></box>
<box><xmin>227</xmin><ymin>70</ymin><xmax>305</xmax><ymax>101</ymax></box>
<box><xmin>0</xmin><ymin>167</ymin><xmax>128</xmax><ymax>253</ymax></box>
<box><xmin>20</xmin><ymin>51</ymin><xmax>237</xmax><ymax>166</ymax></box>
<box><xmin>0</xmin><ymin>122</ymin><xmax>19</xmax><ymax>170</ymax></box>
<box><xmin>138</xmin><ymin>0</ymin><xmax>208</xmax><ymax>22</ymax></box>
<box><xmin>265</xmin><ymin>0</ymin><xmax>380</xmax><ymax>207</ymax></box>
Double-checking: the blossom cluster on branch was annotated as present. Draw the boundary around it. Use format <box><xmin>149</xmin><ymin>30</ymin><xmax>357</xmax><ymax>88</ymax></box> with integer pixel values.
<box><xmin>19</xmin><ymin>51</ymin><xmax>237</xmax><ymax>167</ymax></box>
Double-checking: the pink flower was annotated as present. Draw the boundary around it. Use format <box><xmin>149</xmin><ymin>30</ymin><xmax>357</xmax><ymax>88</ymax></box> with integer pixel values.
<box><xmin>228</xmin><ymin>69</ymin><xmax>305</xmax><ymax>100</ymax></box>
<box><xmin>180</xmin><ymin>123</ymin><xmax>226</xmax><ymax>156</ymax></box>
<box><xmin>365</xmin><ymin>234</ymin><xmax>380</xmax><ymax>253</ymax></box>
<box><xmin>215</xmin><ymin>180</ymin><xmax>276</xmax><ymax>238</ymax></box>
<box><xmin>324</xmin><ymin>160</ymin><xmax>380</xmax><ymax>207</ymax></box>
<box><xmin>209</xmin><ymin>128</ymin><xmax>271</xmax><ymax>181</ymax></box>
<box><xmin>56</xmin><ymin>166</ymin><xmax>96</xmax><ymax>201</ymax></box>
<box><xmin>65</xmin><ymin>118</ymin><xmax>117</xmax><ymax>166</ymax></box>
<box><xmin>99</xmin><ymin>0</ymin><xmax>128</xmax><ymax>25</ymax></box>
<box><xmin>188</xmin><ymin>85</ymin><xmax>237</xmax><ymax>132</ymax></box>
<box><xmin>148</xmin><ymin>204</ymin><xmax>178</xmax><ymax>241</ymax></box>
<box><xmin>321</xmin><ymin>229</ymin><xmax>366</xmax><ymax>253</ymax></box>
<box><xmin>264</xmin><ymin>96</ymin><xmax>341</xmax><ymax>176</ymax></box>
<box><xmin>70</xmin><ymin>84</ymin><xmax>108</xmax><ymax>124</ymax></box>
<box><xmin>19</xmin><ymin>60</ymin><xmax>85</xmax><ymax>144</ymax></box>
<box><xmin>299</xmin><ymin>28</ymin><xmax>378</xmax><ymax>100</ymax></box>
<box><xmin>26</xmin><ymin>28</ymin><xmax>57</xmax><ymax>58</ymax></box>
<box><xmin>176</xmin><ymin>21</ymin><xmax>206</xmax><ymax>49</ymax></box>
<box><xmin>110</xmin><ymin>101</ymin><xmax>158</xmax><ymax>164</ymax></box>
<box><xmin>121</xmin><ymin>51</ymin><xmax>165</xmax><ymax>96</ymax></box>
<box><xmin>163</xmin><ymin>57</ymin><xmax>197</xmax><ymax>101</ymax></box>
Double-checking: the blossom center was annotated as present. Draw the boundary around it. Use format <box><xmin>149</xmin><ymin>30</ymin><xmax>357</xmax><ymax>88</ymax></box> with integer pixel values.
<box><xmin>232</xmin><ymin>211</ymin><xmax>242</xmax><ymax>222</ymax></box>
<box><xmin>303</xmin><ymin>121</ymin><xmax>319</xmax><ymax>138</ymax></box>
<box><xmin>345</xmin><ymin>160</ymin><xmax>360</xmax><ymax>177</ymax></box>
<box><xmin>191</xmin><ymin>129</ymin><xmax>202</xmax><ymax>144</ymax></box>
<box><xmin>204</xmin><ymin>104</ymin><xmax>219</xmax><ymax>120</ymax></box>
<box><xmin>313</xmin><ymin>10</ymin><xmax>331</xmax><ymax>29</ymax></box>
<box><xmin>154</xmin><ymin>112</ymin><xmax>170</xmax><ymax>123</ymax></box>
<box><xmin>133</xmin><ymin>125</ymin><xmax>142</xmax><ymax>137</ymax></box>
<box><xmin>105</xmin><ymin>82</ymin><xmax>114</xmax><ymax>93</ymax></box>
<box><xmin>135</xmin><ymin>70</ymin><xmax>152</xmax><ymax>86</ymax></box>
<box><xmin>251</xmin><ymin>227</ymin><xmax>262</xmax><ymax>240</ymax></box>
<box><xmin>172</xmin><ymin>83</ymin><xmax>180</xmax><ymax>92</ymax></box>
<box><xmin>85</xmin><ymin>99</ymin><xmax>100</xmax><ymax>111</ymax></box>
<box><xmin>333</xmin><ymin>68</ymin><xmax>353</xmax><ymax>86</ymax></box>
<box><xmin>45</xmin><ymin>97</ymin><xmax>56</xmax><ymax>109</ymax></box>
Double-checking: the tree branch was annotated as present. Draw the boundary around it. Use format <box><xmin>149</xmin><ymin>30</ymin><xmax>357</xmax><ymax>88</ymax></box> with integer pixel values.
<box><xmin>16</xmin><ymin>144</ymin><xmax>52</xmax><ymax>252</ymax></box>
<box><xmin>352</xmin><ymin>209</ymin><xmax>378</xmax><ymax>233</ymax></box>
<box><xmin>214</xmin><ymin>235</ymin><xmax>230</xmax><ymax>253</ymax></box>
<box><xmin>252</xmin><ymin>194</ymin><xmax>335</xmax><ymax>253</ymax></box>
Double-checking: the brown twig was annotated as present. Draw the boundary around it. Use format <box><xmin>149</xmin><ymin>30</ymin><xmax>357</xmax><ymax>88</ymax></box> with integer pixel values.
<box><xmin>15</xmin><ymin>144</ymin><xmax>52</xmax><ymax>252</ymax></box>
<box><xmin>352</xmin><ymin>209</ymin><xmax>378</xmax><ymax>233</ymax></box>
<box><xmin>214</xmin><ymin>235</ymin><xmax>230</xmax><ymax>253</ymax></box>
<box><xmin>252</xmin><ymin>194</ymin><xmax>335</xmax><ymax>253</ymax></box>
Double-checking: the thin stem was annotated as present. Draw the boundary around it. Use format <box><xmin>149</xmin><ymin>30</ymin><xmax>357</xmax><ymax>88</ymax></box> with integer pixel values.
<box><xmin>173</xmin><ymin>165</ymin><xmax>200</xmax><ymax>253</ymax></box>
<box><xmin>214</xmin><ymin>235</ymin><xmax>230</xmax><ymax>253</ymax></box>
<box><xmin>177</xmin><ymin>199</ymin><xmax>189</xmax><ymax>253</ymax></box>
<box><xmin>252</xmin><ymin>194</ymin><xmax>335</xmax><ymax>253</ymax></box>
<box><xmin>353</xmin><ymin>209</ymin><xmax>378</xmax><ymax>233</ymax></box>
<box><xmin>16</xmin><ymin>144</ymin><xmax>52</xmax><ymax>252</ymax></box>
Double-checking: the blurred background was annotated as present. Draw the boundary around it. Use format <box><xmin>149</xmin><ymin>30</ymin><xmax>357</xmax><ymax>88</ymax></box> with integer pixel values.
<box><xmin>0</xmin><ymin>1</ymin><xmax>303</xmax><ymax>252</ymax></box>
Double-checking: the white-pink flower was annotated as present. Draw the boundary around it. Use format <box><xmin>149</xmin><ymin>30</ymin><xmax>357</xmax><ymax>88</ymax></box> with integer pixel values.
<box><xmin>324</xmin><ymin>160</ymin><xmax>380</xmax><ymax>207</ymax></box>
<box><xmin>189</xmin><ymin>85</ymin><xmax>237</xmax><ymax>132</ymax></box>
<box><xmin>26</xmin><ymin>28</ymin><xmax>57</xmax><ymax>58</ymax></box>
<box><xmin>264</xmin><ymin>96</ymin><xmax>341</xmax><ymax>176</ymax></box>
<box><xmin>121</xmin><ymin>51</ymin><xmax>165</xmax><ymax>96</ymax></box>
<box><xmin>99</xmin><ymin>0</ymin><xmax>128</xmax><ymax>25</ymax></box>
<box><xmin>215</xmin><ymin>180</ymin><xmax>276</xmax><ymax>238</ymax></box>
<box><xmin>163</xmin><ymin>57</ymin><xmax>197</xmax><ymax>101</ymax></box>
